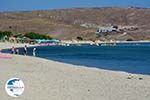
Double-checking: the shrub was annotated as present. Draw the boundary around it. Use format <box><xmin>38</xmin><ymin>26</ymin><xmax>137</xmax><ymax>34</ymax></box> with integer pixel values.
<box><xmin>126</xmin><ymin>38</ymin><xmax>133</xmax><ymax>41</ymax></box>
<box><xmin>0</xmin><ymin>31</ymin><xmax>12</xmax><ymax>40</ymax></box>
<box><xmin>76</xmin><ymin>36</ymin><xmax>83</xmax><ymax>40</ymax></box>
<box><xmin>24</xmin><ymin>32</ymin><xmax>52</xmax><ymax>40</ymax></box>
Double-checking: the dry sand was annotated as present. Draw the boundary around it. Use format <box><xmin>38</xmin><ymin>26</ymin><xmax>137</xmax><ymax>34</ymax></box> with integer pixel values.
<box><xmin>0</xmin><ymin>42</ymin><xmax>150</xmax><ymax>100</ymax></box>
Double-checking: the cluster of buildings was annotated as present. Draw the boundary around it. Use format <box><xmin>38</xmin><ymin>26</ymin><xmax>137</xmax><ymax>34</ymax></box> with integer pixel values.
<box><xmin>96</xmin><ymin>26</ymin><xmax>118</xmax><ymax>33</ymax></box>
<box><xmin>96</xmin><ymin>25</ymin><xmax>138</xmax><ymax>34</ymax></box>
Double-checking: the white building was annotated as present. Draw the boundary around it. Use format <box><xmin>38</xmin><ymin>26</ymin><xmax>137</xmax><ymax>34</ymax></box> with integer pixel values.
<box><xmin>96</xmin><ymin>26</ymin><xmax>117</xmax><ymax>33</ymax></box>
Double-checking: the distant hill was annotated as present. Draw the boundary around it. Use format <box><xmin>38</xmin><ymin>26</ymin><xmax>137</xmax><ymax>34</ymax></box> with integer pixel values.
<box><xmin>0</xmin><ymin>7</ymin><xmax>150</xmax><ymax>40</ymax></box>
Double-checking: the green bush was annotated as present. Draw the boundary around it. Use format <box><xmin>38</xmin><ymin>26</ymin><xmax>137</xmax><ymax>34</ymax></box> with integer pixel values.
<box><xmin>24</xmin><ymin>32</ymin><xmax>52</xmax><ymax>40</ymax></box>
<box><xmin>126</xmin><ymin>38</ymin><xmax>133</xmax><ymax>41</ymax></box>
<box><xmin>0</xmin><ymin>31</ymin><xmax>12</xmax><ymax>40</ymax></box>
<box><xmin>76</xmin><ymin>36</ymin><xmax>83</xmax><ymax>40</ymax></box>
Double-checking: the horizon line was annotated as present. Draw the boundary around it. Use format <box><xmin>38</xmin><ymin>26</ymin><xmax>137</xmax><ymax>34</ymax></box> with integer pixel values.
<box><xmin>0</xmin><ymin>6</ymin><xmax>150</xmax><ymax>13</ymax></box>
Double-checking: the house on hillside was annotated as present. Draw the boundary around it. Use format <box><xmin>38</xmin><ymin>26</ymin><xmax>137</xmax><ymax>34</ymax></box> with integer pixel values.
<box><xmin>96</xmin><ymin>26</ymin><xmax>118</xmax><ymax>34</ymax></box>
<box><xmin>9</xmin><ymin>36</ymin><xmax>17</xmax><ymax>43</ymax></box>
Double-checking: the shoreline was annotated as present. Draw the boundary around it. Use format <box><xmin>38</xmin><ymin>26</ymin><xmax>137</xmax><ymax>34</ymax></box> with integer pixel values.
<box><xmin>0</xmin><ymin>42</ymin><xmax>150</xmax><ymax>100</ymax></box>
<box><xmin>60</xmin><ymin>40</ymin><xmax>150</xmax><ymax>44</ymax></box>
<box><xmin>1</xmin><ymin>42</ymin><xmax>149</xmax><ymax>76</ymax></box>
<box><xmin>1</xmin><ymin>40</ymin><xmax>150</xmax><ymax>48</ymax></box>
<box><xmin>1</xmin><ymin>42</ymin><xmax>150</xmax><ymax>76</ymax></box>
<box><xmin>0</xmin><ymin>42</ymin><xmax>38</xmax><ymax>50</ymax></box>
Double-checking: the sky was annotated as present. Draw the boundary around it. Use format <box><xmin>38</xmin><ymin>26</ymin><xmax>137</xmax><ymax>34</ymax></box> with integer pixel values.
<box><xmin>0</xmin><ymin>0</ymin><xmax>150</xmax><ymax>11</ymax></box>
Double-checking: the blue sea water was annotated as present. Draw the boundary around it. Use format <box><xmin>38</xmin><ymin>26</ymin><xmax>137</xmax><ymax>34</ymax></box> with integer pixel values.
<box><xmin>2</xmin><ymin>43</ymin><xmax>150</xmax><ymax>75</ymax></box>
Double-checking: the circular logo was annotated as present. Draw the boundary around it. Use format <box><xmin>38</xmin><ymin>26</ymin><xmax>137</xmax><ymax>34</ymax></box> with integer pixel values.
<box><xmin>5</xmin><ymin>78</ymin><xmax>25</xmax><ymax>97</ymax></box>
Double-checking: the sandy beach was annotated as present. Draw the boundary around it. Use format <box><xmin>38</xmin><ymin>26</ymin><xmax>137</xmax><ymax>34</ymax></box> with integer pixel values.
<box><xmin>0</xmin><ymin>42</ymin><xmax>150</xmax><ymax>100</ymax></box>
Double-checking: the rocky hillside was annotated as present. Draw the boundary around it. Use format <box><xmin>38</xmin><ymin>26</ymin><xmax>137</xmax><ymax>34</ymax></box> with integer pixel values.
<box><xmin>0</xmin><ymin>7</ymin><xmax>150</xmax><ymax>40</ymax></box>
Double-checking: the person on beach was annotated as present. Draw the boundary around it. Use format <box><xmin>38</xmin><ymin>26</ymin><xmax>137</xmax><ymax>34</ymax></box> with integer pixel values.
<box><xmin>15</xmin><ymin>48</ymin><xmax>19</xmax><ymax>55</ymax></box>
<box><xmin>24</xmin><ymin>45</ymin><xmax>28</xmax><ymax>55</ymax></box>
<box><xmin>33</xmin><ymin>47</ymin><xmax>36</xmax><ymax>56</ymax></box>
<box><xmin>11</xmin><ymin>46</ymin><xmax>15</xmax><ymax>54</ymax></box>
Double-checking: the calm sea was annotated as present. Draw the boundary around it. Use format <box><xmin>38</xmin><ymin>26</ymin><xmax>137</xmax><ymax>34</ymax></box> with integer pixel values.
<box><xmin>2</xmin><ymin>43</ymin><xmax>150</xmax><ymax>75</ymax></box>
